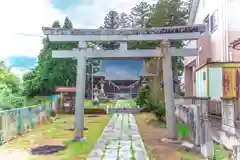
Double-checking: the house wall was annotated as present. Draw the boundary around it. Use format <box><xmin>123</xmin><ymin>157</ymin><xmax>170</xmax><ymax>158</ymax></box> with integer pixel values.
<box><xmin>227</xmin><ymin>0</ymin><xmax>240</xmax><ymax>61</ymax></box>
<box><xmin>184</xmin><ymin>0</ymin><xmax>240</xmax><ymax>97</ymax></box>
<box><xmin>195</xmin><ymin>0</ymin><xmax>227</xmax><ymax>62</ymax></box>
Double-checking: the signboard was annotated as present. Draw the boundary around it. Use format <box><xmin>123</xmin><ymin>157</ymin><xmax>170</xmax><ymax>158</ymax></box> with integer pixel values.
<box><xmin>222</xmin><ymin>68</ymin><xmax>236</xmax><ymax>98</ymax></box>
<box><xmin>42</xmin><ymin>25</ymin><xmax>206</xmax><ymax>36</ymax></box>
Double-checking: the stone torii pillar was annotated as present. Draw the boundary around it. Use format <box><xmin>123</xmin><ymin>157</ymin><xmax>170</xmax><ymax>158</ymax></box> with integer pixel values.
<box><xmin>74</xmin><ymin>41</ymin><xmax>87</xmax><ymax>140</ymax></box>
<box><xmin>161</xmin><ymin>40</ymin><xmax>177</xmax><ymax>140</ymax></box>
<box><xmin>54</xmin><ymin>41</ymin><xmax>87</xmax><ymax>140</ymax></box>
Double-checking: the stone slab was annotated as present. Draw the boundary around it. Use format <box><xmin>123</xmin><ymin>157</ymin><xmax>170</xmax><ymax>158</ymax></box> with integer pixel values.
<box><xmin>88</xmin><ymin>101</ymin><xmax>149</xmax><ymax>159</ymax></box>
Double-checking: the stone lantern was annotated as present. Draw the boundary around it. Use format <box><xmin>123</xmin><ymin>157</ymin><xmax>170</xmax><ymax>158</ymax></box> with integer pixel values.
<box><xmin>98</xmin><ymin>77</ymin><xmax>107</xmax><ymax>102</ymax></box>
<box><xmin>92</xmin><ymin>84</ymin><xmax>99</xmax><ymax>105</ymax></box>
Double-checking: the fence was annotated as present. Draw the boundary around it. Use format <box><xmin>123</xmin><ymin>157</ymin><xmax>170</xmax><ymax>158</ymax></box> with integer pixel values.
<box><xmin>175</xmin><ymin>97</ymin><xmax>214</xmax><ymax>159</ymax></box>
<box><xmin>174</xmin><ymin>96</ymin><xmax>222</xmax><ymax>116</ymax></box>
<box><xmin>0</xmin><ymin>95</ymin><xmax>60</xmax><ymax>145</ymax></box>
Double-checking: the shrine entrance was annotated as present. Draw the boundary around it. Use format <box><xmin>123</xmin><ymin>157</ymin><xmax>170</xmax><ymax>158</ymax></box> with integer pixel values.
<box><xmin>42</xmin><ymin>25</ymin><xmax>206</xmax><ymax>140</ymax></box>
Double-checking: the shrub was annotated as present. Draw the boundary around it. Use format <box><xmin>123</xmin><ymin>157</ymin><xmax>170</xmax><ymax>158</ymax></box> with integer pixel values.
<box><xmin>136</xmin><ymin>84</ymin><xmax>150</xmax><ymax>107</ymax></box>
<box><xmin>151</xmin><ymin>103</ymin><xmax>166</xmax><ymax>121</ymax></box>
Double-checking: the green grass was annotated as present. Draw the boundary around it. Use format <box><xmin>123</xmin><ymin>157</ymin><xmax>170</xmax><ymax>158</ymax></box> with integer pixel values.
<box><xmin>84</xmin><ymin>100</ymin><xmax>117</xmax><ymax>108</ymax></box>
<box><xmin>0</xmin><ymin>114</ymin><xmax>110</xmax><ymax>160</ymax></box>
<box><xmin>214</xmin><ymin>144</ymin><xmax>229</xmax><ymax>160</ymax></box>
<box><xmin>126</xmin><ymin>100</ymin><xmax>138</xmax><ymax>108</ymax></box>
<box><xmin>177</xmin><ymin>123</ymin><xmax>190</xmax><ymax>140</ymax></box>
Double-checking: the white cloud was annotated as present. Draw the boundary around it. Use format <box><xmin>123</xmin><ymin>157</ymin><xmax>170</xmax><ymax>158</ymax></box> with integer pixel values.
<box><xmin>0</xmin><ymin>0</ymin><xmax>156</xmax><ymax>60</ymax></box>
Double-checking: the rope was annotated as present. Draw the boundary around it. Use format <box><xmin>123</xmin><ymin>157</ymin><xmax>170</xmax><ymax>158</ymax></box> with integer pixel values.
<box><xmin>107</xmin><ymin>77</ymin><xmax>144</xmax><ymax>90</ymax></box>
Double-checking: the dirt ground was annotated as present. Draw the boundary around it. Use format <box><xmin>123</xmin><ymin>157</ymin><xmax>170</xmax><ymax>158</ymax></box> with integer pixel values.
<box><xmin>0</xmin><ymin>114</ymin><xmax>110</xmax><ymax>160</ymax></box>
<box><xmin>136</xmin><ymin>113</ymin><xmax>201</xmax><ymax>160</ymax></box>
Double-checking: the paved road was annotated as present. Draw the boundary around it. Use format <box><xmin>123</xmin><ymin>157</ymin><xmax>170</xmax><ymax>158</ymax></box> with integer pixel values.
<box><xmin>88</xmin><ymin>100</ymin><xmax>148</xmax><ymax>160</ymax></box>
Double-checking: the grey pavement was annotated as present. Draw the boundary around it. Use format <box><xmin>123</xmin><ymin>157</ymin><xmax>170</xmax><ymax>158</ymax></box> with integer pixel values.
<box><xmin>88</xmin><ymin>100</ymin><xmax>149</xmax><ymax>160</ymax></box>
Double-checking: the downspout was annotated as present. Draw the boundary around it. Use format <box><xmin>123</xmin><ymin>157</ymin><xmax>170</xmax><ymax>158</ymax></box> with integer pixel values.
<box><xmin>221</xmin><ymin>4</ymin><xmax>226</xmax><ymax>62</ymax></box>
<box><xmin>225</xmin><ymin>0</ymin><xmax>230</xmax><ymax>61</ymax></box>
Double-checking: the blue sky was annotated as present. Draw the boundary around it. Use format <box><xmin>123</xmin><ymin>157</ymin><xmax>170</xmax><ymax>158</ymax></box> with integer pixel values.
<box><xmin>1</xmin><ymin>0</ymin><xmax>157</xmax><ymax>77</ymax></box>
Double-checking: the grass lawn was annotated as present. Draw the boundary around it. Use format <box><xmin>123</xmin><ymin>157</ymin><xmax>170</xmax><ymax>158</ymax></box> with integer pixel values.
<box><xmin>84</xmin><ymin>100</ymin><xmax>117</xmax><ymax>108</ymax></box>
<box><xmin>126</xmin><ymin>100</ymin><xmax>138</xmax><ymax>108</ymax></box>
<box><xmin>0</xmin><ymin>114</ymin><xmax>110</xmax><ymax>160</ymax></box>
<box><xmin>214</xmin><ymin>144</ymin><xmax>231</xmax><ymax>160</ymax></box>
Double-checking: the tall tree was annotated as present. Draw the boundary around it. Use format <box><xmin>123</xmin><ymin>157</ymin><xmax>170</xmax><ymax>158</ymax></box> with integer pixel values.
<box><xmin>63</xmin><ymin>17</ymin><xmax>73</xmax><ymax>29</ymax></box>
<box><xmin>104</xmin><ymin>11</ymin><xmax>119</xmax><ymax>29</ymax></box>
<box><xmin>23</xmin><ymin>17</ymin><xmax>78</xmax><ymax>97</ymax></box>
<box><xmin>23</xmin><ymin>17</ymin><xmax>101</xmax><ymax>97</ymax></box>
<box><xmin>100</xmin><ymin>10</ymin><xmax>120</xmax><ymax>50</ymax></box>
<box><xmin>128</xmin><ymin>2</ymin><xmax>156</xmax><ymax>50</ymax></box>
<box><xmin>119</xmin><ymin>13</ymin><xmax>130</xmax><ymax>28</ymax></box>
<box><xmin>151</xmin><ymin>0</ymin><xmax>190</xmax><ymax>76</ymax></box>
<box><xmin>130</xmin><ymin>2</ymin><xmax>152</xmax><ymax>28</ymax></box>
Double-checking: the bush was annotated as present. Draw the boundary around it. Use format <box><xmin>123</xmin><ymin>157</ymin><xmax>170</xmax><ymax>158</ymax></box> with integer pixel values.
<box><xmin>136</xmin><ymin>84</ymin><xmax>150</xmax><ymax>107</ymax></box>
<box><xmin>152</xmin><ymin>103</ymin><xmax>166</xmax><ymax>121</ymax></box>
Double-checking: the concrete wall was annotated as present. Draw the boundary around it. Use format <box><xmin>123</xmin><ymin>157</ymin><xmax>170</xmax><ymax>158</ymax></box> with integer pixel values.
<box><xmin>227</xmin><ymin>0</ymin><xmax>240</xmax><ymax>61</ymax></box>
<box><xmin>184</xmin><ymin>0</ymin><xmax>240</xmax><ymax>96</ymax></box>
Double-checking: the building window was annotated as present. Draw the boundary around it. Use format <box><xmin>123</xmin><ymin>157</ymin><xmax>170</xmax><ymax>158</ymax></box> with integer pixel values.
<box><xmin>210</xmin><ymin>9</ymin><xmax>219</xmax><ymax>33</ymax></box>
<box><xmin>203</xmin><ymin>15</ymin><xmax>209</xmax><ymax>32</ymax></box>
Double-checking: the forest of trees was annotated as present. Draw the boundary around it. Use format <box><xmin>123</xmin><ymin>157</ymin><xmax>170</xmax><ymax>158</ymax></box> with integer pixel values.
<box><xmin>0</xmin><ymin>0</ymin><xmax>192</xmax><ymax>109</ymax></box>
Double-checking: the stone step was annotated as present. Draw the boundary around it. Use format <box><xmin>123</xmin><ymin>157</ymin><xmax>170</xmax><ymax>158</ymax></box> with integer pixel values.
<box><xmin>107</xmin><ymin>108</ymin><xmax>142</xmax><ymax>114</ymax></box>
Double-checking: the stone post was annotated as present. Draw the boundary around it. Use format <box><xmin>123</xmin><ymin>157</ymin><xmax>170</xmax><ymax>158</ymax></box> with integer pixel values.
<box><xmin>161</xmin><ymin>40</ymin><xmax>177</xmax><ymax>139</ymax></box>
<box><xmin>74</xmin><ymin>41</ymin><xmax>87</xmax><ymax>140</ymax></box>
<box><xmin>233</xmin><ymin>145</ymin><xmax>240</xmax><ymax>160</ymax></box>
<box><xmin>200</xmin><ymin>118</ymin><xmax>214</xmax><ymax>159</ymax></box>
<box><xmin>221</xmin><ymin>97</ymin><xmax>237</xmax><ymax>134</ymax></box>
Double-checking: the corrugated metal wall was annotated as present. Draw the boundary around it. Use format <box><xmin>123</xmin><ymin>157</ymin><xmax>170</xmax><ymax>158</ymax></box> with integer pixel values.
<box><xmin>208</xmin><ymin>68</ymin><xmax>223</xmax><ymax>99</ymax></box>
<box><xmin>196</xmin><ymin>67</ymin><xmax>207</xmax><ymax>97</ymax></box>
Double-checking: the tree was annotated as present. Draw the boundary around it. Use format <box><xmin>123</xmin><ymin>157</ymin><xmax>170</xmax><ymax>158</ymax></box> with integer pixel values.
<box><xmin>130</xmin><ymin>2</ymin><xmax>152</xmax><ymax>28</ymax></box>
<box><xmin>23</xmin><ymin>17</ymin><xmax>101</xmax><ymax>97</ymax></box>
<box><xmin>23</xmin><ymin>17</ymin><xmax>78</xmax><ymax>97</ymax></box>
<box><xmin>104</xmin><ymin>11</ymin><xmax>119</xmax><ymax>29</ymax></box>
<box><xmin>119</xmin><ymin>13</ymin><xmax>130</xmax><ymax>28</ymax></box>
<box><xmin>63</xmin><ymin>17</ymin><xmax>73</xmax><ymax>29</ymax></box>
<box><xmin>0</xmin><ymin>62</ymin><xmax>24</xmax><ymax>109</ymax></box>
<box><xmin>100</xmin><ymin>10</ymin><xmax>120</xmax><ymax>50</ymax></box>
<box><xmin>151</xmin><ymin>0</ymin><xmax>190</xmax><ymax>76</ymax></box>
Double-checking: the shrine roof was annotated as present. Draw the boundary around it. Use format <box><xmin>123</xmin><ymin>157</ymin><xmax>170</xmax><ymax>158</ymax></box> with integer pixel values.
<box><xmin>56</xmin><ymin>87</ymin><xmax>76</xmax><ymax>92</ymax></box>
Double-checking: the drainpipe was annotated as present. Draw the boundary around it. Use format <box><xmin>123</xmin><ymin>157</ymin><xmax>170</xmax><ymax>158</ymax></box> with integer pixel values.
<box><xmin>225</xmin><ymin>0</ymin><xmax>230</xmax><ymax>61</ymax></box>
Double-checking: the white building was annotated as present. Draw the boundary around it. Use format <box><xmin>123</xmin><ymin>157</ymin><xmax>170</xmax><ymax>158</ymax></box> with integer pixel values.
<box><xmin>184</xmin><ymin>0</ymin><xmax>240</xmax><ymax>98</ymax></box>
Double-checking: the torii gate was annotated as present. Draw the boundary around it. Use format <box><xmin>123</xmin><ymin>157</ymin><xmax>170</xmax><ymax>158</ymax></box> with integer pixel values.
<box><xmin>42</xmin><ymin>25</ymin><xmax>206</xmax><ymax>141</ymax></box>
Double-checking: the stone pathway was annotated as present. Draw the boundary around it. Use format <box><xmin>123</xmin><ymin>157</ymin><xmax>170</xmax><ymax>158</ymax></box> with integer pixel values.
<box><xmin>88</xmin><ymin>100</ymin><xmax>148</xmax><ymax>160</ymax></box>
